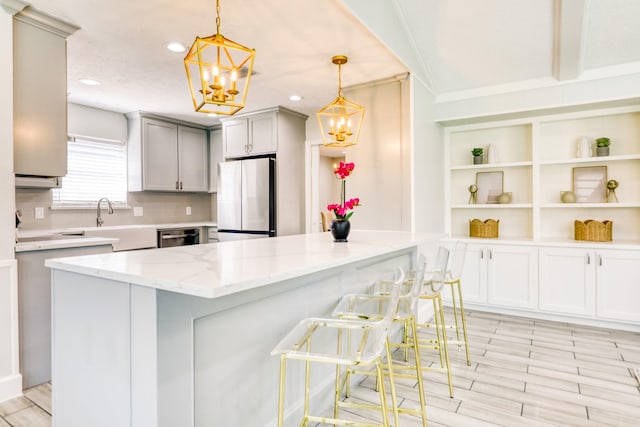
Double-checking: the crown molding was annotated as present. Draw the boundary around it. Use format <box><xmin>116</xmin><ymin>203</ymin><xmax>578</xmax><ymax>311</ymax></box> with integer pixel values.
<box><xmin>0</xmin><ymin>0</ymin><xmax>27</xmax><ymax>15</ymax></box>
<box><xmin>13</xmin><ymin>4</ymin><xmax>79</xmax><ymax>38</ymax></box>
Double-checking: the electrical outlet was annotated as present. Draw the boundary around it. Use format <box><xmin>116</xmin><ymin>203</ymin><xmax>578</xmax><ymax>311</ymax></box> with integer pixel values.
<box><xmin>186</xmin><ymin>206</ymin><xmax>192</xmax><ymax>216</ymax></box>
<box><xmin>133</xmin><ymin>207</ymin><xmax>143</xmax><ymax>217</ymax></box>
<box><xmin>35</xmin><ymin>207</ymin><xmax>45</xmax><ymax>220</ymax></box>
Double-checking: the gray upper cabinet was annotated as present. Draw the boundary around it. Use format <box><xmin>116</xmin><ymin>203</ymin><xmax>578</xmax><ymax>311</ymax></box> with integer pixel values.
<box><xmin>128</xmin><ymin>115</ymin><xmax>208</xmax><ymax>192</ymax></box>
<box><xmin>177</xmin><ymin>125</ymin><xmax>208</xmax><ymax>192</ymax></box>
<box><xmin>222</xmin><ymin>111</ymin><xmax>278</xmax><ymax>158</ymax></box>
<box><xmin>13</xmin><ymin>12</ymin><xmax>77</xmax><ymax>177</ymax></box>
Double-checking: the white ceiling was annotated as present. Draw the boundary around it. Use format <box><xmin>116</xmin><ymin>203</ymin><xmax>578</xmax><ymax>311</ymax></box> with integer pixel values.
<box><xmin>21</xmin><ymin>0</ymin><xmax>640</xmax><ymax>127</ymax></box>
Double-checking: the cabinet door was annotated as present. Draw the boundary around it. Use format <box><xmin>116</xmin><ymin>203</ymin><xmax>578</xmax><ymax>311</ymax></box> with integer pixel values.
<box><xmin>178</xmin><ymin>126</ymin><xmax>208</xmax><ymax>192</ymax></box>
<box><xmin>223</xmin><ymin>118</ymin><xmax>248</xmax><ymax>158</ymax></box>
<box><xmin>596</xmin><ymin>249</ymin><xmax>640</xmax><ymax>322</ymax></box>
<box><xmin>142</xmin><ymin>119</ymin><xmax>179</xmax><ymax>191</ymax></box>
<box><xmin>539</xmin><ymin>247</ymin><xmax>595</xmax><ymax>316</ymax></box>
<box><xmin>487</xmin><ymin>245</ymin><xmax>537</xmax><ymax>309</ymax></box>
<box><xmin>13</xmin><ymin>20</ymin><xmax>68</xmax><ymax>177</ymax></box>
<box><xmin>248</xmin><ymin>112</ymin><xmax>277</xmax><ymax>155</ymax></box>
<box><xmin>209</xmin><ymin>129</ymin><xmax>223</xmax><ymax>193</ymax></box>
<box><xmin>452</xmin><ymin>244</ymin><xmax>487</xmax><ymax>305</ymax></box>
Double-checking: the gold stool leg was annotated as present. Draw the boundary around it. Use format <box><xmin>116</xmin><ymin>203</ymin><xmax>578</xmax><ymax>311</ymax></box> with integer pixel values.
<box><xmin>456</xmin><ymin>280</ymin><xmax>472</xmax><ymax>366</ymax></box>
<box><xmin>375</xmin><ymin>359</ymin><xmax>391</xmax><ymax>427</ymax></box>
<box><xmin>436</xmin><ymin>294</ymin><xmax>454</xmax><ymax>397</ymax></box>
<box><xmin>432</xmin><ymin>298</ymin><xmax>445</xmax><ymax>368</ymax></box>
<box><xmin>277</xmin><ymin>355</ymin><xmax>287</xmax><ymax>427</ymax></box>
<box><xmin>385</xmin><ymin>337</ymin><xmax>401</xmax><ymax>427</ymax></box>
<box><xmin>409</xmin><ymin>316</ymin><xmax>429</xmax><ymax>427</ymax></box>
<box><xmin>448</xmin><ymin>281</ymin><xmax>462</xmax><ymax>342</ymax></box>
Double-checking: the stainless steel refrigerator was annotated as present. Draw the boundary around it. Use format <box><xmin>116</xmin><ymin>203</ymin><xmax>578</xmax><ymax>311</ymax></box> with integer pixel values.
<box><xmin>217</xmin><ymin>156</ymin><xmax>276</xmax><ymax>241</ymax></box>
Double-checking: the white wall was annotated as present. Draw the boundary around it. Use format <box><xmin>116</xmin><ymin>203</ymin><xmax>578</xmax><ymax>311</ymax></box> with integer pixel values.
<box><xmin>0</xmin><ymin>3</ymin><xmax>23</xmax><ymax>403</ymax></box>
<box><xmin>411</xmin><ymin>75</ymin><xmax>445</xmax><ymax>234</ymax></box>
<box><xmin>318</xmin><ymin>155</ymin><xmax>343</xmax><ymax>223</ymax></box>
<box><xmin>345</xmin><ymin>77</ymin><xmax>410</xmax><ymax>230</ymax></box>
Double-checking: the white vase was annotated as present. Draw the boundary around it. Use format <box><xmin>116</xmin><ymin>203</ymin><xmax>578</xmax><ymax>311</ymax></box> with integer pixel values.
<box><xmin>577</xmin><ymin>136</ymin><xmax>591</xmax><ymax>158</ymax></box>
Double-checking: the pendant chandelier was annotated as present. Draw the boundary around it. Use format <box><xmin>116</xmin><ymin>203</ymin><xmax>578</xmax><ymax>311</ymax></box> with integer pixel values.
<box><xmin>184</xmin><ymin>0</ymin><xmax>256</xmax><ymax>116</ymax></box>
<box><xmin>317</xmin><ymin>55</ymin><xmax>365</xmax><ymax>147</ymax></box>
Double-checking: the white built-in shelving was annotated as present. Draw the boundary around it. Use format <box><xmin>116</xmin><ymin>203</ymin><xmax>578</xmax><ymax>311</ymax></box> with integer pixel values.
<box><xmin>445</xmin><ymin>106</ymin><xmax>640</xmax><ymax>244</ymax></box>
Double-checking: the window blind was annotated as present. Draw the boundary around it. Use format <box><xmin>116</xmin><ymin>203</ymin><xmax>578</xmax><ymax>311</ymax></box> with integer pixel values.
<box><xmin>52</xmin><ymin>137</ymin><xmax>128</xmax><ymax>207</ymax></box>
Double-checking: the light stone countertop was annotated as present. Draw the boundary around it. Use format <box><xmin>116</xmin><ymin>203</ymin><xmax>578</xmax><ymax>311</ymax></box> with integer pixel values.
<box><xmin>15</xmin><ymin>222</ymin><xmax>218</xmax><ymax>253</ymax></box>
<box><xmin>45</xmin><ymin>230</ymin><xmax>435</xmax><ymax>299</ymax></box>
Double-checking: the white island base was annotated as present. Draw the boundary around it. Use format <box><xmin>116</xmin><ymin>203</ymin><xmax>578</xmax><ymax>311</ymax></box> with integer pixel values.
<box><xmin>48</xmin><ymin>231</ymin><xmax>436</xmax><ymax>426</ymax></box>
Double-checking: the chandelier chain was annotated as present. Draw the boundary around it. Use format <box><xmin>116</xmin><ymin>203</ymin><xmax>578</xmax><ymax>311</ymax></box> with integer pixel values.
<box><xmin>215</xmin><ymin>0</ymin><xmax>221</xmax><ymax>34</ymax></box>
<box><xmin>337</xmin><ymin>63</ymin><xmax>343</xmax><ymax>97</ymax></box>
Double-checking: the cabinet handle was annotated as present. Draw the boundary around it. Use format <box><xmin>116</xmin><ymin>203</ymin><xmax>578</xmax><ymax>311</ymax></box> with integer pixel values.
<box><xmin>489</xmin><ymin>250</ymin><xmax>493</xmax><ymax>260</ymax></box>
<box><xmin>175</xmin><ymin>181</ymin><xmax>179</xmax><ymax>190</ymax></box>
<box><xmin>179</xmin><ymin>181</ymin><xmax>183</xmax><ymax>190</ymax></box>
<box><xmin>480</xmin><ymin>250</ymin><xmax>484</xmax><ymax>260</ymax></box>
<box><xmin>599</xmin><ymin>255</ymin><xmax>602</xmax><ymax>266</ymax></box>
<box><xmin>587</xmin><ymin>254</ymin><xmax>590</xmax><ymax>264</ymax></box>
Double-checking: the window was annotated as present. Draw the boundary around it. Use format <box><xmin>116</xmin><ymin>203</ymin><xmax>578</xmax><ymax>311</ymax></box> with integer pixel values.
<box><xmin>52</xmin><ymin>136</ymin><xmax>128</xmax><ymax>208</ymax></box>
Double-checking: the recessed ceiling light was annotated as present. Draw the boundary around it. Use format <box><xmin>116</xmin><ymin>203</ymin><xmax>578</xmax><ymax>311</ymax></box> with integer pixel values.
<box><xmin>289</xmin><ymin>95</ymin><xmax>303</xmax><ymax>102</ymax></box>
<box><xmin>166</xmin><ymin>42</ymin><xmax>186</xmax><ymax>53</ymax></box>
<box><xmin>79</xmin><ymin>78</ymin><xmax>100</xmax><ymax>86</ymax></box>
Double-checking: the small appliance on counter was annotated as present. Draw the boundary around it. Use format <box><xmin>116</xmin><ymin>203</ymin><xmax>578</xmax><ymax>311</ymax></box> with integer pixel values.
<box><xmin>217</xmin><ymin>155</ymin><xmax>276</xmax><ymax>241</ymax></box>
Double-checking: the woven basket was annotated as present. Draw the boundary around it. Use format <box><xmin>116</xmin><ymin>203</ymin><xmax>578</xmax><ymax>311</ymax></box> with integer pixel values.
<box><xmin>574</xmin><ymin>219</ymin><xmax>613</xmax><ymax>242</ymax></box>
<box><xmin>469</xmin><ymin>219</ymin><xmax>499</xmax><ymax>238</ymax></box>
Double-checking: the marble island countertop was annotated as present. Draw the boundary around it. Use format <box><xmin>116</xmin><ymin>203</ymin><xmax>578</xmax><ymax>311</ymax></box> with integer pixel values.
<box><xmin>45</xmin><ymin>230</ymin><xmax>436</xmax><ymax>299</ymax></box>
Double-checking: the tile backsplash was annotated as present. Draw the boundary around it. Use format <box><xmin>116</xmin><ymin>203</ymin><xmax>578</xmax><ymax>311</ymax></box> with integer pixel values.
<box><xmin>16</xmin><ymin>189</ymin><xmax>215</xmax><ymax>230</ymax></box>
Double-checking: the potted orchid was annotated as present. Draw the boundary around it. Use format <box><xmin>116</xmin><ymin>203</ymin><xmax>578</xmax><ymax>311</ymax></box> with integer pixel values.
<box><xmin>327</xmin><ymin>161</ymin><xmax>359</xmax><ymax>241</ymax></box>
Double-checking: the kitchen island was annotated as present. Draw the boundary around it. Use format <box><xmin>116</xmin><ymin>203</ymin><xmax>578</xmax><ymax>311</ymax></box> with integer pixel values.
<box><xmin>46</xmin><ymin>230</ymin><xmax>438</xmax><ymax>427</ymax></box>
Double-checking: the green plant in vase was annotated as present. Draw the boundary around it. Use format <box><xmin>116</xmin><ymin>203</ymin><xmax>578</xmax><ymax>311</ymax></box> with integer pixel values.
<box><xmin>595</xmin><ymin>137</ymin><xmax>610</xmax><ymax>157</ymax></box>
<box><xmin>471</xmin><ymin>147</ymin><xmax>484</xmax><ymax>165</ymax></box>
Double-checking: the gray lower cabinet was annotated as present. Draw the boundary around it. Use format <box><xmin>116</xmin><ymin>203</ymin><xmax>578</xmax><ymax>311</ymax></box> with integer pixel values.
<box><xmin>128</xmin><ymin>115</ymin><xmax>208</xmax><ymax>192</ymax></box>
<box><xmin>17</xmin><ymin>244</ymin><xmax>112</xmax><ymax>388</ymax></box>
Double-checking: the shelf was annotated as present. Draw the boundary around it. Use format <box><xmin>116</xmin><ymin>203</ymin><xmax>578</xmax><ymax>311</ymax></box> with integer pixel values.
<box><xmin>452</xmin><ymin>204</ymin><xmax>533</xmax><ymax>209</ymax></box>
<box><xmin>539</xmin><ymin>154</ymin><xmax>640</xmax><ymax>166</ymax></box>
<box><xmin>540</xmin><ymin>203</ymin><xmax>640</xmax><ymax>209</ymax></box>
<box><xmin>447</xmin><ymin>105</ymin><xmax>640</xmax><ymax>242</ymax></box>
<box><xmin>450</xmin><ymin>161</ymin><xmax>532</xmax><ymax>171</ymax></box>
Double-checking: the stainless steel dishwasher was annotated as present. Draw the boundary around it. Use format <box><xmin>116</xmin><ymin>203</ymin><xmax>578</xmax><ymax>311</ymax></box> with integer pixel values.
<box><xmin>157</xmin><ymin>227</ymin><xmax>200</xmax><ymax>247</ymax></box>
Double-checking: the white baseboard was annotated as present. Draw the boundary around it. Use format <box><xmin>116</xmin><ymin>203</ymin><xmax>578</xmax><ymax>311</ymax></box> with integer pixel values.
<box><xmin>0</xmin><ymin>373</ymin><xmax>22</xmax><ymax>403</ymax></box>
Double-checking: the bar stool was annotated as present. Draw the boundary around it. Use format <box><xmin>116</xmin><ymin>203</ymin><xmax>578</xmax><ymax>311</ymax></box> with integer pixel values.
<box><xmin>443</xmin><ymin>241</ymin><xmax>471</xmax><ymax>366</ymax></box>
<box><xmin>414</xmin><ymin>246</ymin><xmax>454</xmax><ymax>398</ymax></box>
<box><xmin>332</xmin><ymin>255</ymin><xmax>429</xmax><ymax>426</ymax></box>
<box><xmin>271</xmin><ymin>269</ymin><xmax>404</xmax><ymax>427</ymax></box>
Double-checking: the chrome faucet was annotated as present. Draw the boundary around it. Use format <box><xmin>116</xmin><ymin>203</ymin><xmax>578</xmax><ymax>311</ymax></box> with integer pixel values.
<box><xmin>96</xmin><ymin>197</ymin><xmax>114</xmax><ymax>227</ymax></box>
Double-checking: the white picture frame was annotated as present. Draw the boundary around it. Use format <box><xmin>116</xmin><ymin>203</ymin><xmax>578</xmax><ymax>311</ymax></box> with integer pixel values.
<box><xmin>476</xmin><ymin>171</ymin><xmax>504</xmax><ymax>204</ymax></box>
<box><xmin>573</xmin><ymin>166</ymin><xmax>607</xmax><ymax>203</ymax></box>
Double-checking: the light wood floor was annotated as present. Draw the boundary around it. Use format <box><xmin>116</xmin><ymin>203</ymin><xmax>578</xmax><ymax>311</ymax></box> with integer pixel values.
<box><xmin>1</xmin><ymin>309</ymin><xmax>639</xmax><ymax>426</ymax></box>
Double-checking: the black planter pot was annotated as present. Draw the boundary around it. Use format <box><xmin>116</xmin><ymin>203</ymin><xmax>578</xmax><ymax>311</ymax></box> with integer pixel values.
<box><xmin>330</xmin><ymin>219</ymin><xmax>351</xmax><ymax>242</ymax></box>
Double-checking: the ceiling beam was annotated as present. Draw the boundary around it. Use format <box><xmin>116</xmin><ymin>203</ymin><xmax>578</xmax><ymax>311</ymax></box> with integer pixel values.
<box><xmin>553</xmin><ymin>0</ymin><xmax>589</xmax><ymax>81</ymax></box>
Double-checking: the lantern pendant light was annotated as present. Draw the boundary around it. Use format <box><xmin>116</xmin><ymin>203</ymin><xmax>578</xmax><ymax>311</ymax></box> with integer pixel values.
<box><xmin>317</xmin><ymin>55</ymin><xmax>365</xmax><ymax>147</ymax></box>
<box><xmin>184</xmin><ymin>0</ymin><xmax>256</xmax><ymax>116</ymax></box>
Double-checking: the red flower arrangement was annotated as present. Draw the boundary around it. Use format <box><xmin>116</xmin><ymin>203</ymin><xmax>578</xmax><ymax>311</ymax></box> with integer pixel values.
<box><xmin>327</xmin><ymin>161</ymin><xmax>360</xmax><ymax>220</ymax></box>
